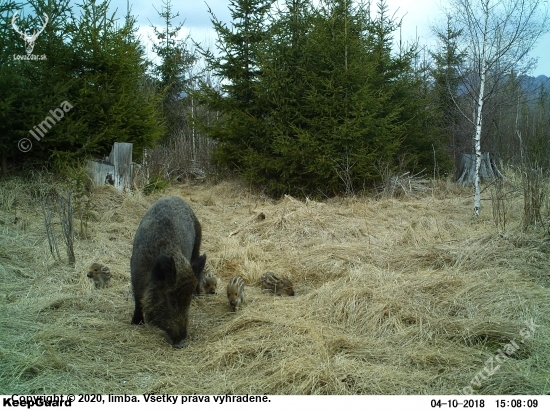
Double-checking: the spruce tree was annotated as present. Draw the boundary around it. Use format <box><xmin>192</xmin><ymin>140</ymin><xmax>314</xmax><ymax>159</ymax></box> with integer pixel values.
<box><xmin>1</xmin><ymin>0</ymin><xmax>163</xmax><ymax>171</ymax></box>
<box><xmin>251</xmin><ymin>0</ymin><xmax>417</xmax><ymax>195</ymax></box>
<box><xmin>0</xmin><ymin>0</ymin><xmax>28</xmax><ymax>175</ymax></box>
<box><xmin>199</xmin><ymin>0</ymin><xmax>443</xmax><ymax>196</ymax></box>
<box><xmin>1</xmin><ymin>0</ymin><xmax>75</xmax><ymax>170</ymax></box>
<box><xmin>430</xmin><ymin>15</ymin><xmax>466</xmax><ymax>165</ymax></box>
<box><xmin>366</xmin><ymin>0</ymin><xmax>438</xmax><ymax>175</ymax></box>
<box><xmin>150</xmin><ymin>0</ymin><xmax>196</xmax><ymax>142</ymax></box>
<box><xmin>195</xmin><ymin>0</ymin><xmax>272</xmax><ymax>172</ymax></box>
<box><xmin>58</xmin><ymin>0</ymin><xmax>163</xmax><ymax>167</ymax></box>
<box><xmin>262</xmin><ymin>0</ymin><xmax>402</xmax><ymax>194</ymax></box>
<box><xmin>242</xmin><ymin>0</ymin><xmax>313</xmax><ymax>194</ymax></box>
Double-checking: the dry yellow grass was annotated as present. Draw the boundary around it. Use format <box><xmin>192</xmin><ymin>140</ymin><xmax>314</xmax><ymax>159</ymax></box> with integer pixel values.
<box><xmin>0</xmin><ymin>177</ymin><xmax>548</xmax><ymax>394</ymax></box>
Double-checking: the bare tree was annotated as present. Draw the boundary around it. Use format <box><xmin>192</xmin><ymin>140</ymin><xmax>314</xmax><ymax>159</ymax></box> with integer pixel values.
<box><xmin>443</xmin><ymin>0</ymin><xmax>549</xmax><ymax>215</ymax></box>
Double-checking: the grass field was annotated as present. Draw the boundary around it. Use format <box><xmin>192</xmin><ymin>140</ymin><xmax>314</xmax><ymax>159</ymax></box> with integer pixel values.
<box><xmin>0</xmin><ymin>176</ymin><xmax>548</xmax><ymax>394</ymax></box>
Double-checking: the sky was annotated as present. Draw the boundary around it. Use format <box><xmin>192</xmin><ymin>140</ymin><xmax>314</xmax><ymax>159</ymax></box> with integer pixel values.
<box><xmin>14</xmin><ymin>0</ymin><xmax>550</xmax><ymax>76</ymax></box>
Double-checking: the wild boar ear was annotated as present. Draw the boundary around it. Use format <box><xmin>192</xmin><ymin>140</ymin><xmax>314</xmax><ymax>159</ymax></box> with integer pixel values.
<box><xmin>151</xmin><ymin>255</ymin><xmax>176</xmax><ymax>283</ymax></box>
<box><xmin>192</xmin><ymin>253</ymin><xmax>207</xmax><ymax>276</ymax></box>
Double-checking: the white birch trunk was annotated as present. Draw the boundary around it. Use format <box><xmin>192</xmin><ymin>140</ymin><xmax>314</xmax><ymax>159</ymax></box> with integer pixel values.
<box><xmin>473</xmin><ymin>68</ymin><xmax>485</xmax><ymax>216</ymax></box>
<box><xmin>473</xmin><ymin>0</ymin><xmax>490</xmax><ymax>217</ymax></box>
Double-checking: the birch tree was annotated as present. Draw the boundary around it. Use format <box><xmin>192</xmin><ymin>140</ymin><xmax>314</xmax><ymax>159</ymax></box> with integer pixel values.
<box><xmin>444</xmin><ymin>0</ymin><xmax>549</xmax><ymax>215</ymax></box>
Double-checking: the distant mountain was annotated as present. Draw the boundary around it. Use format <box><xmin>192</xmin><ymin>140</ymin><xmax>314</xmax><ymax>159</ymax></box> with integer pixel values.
<box><xmin>517</xmin><ymin>74</ymin><xmax>550</xmax><ymax>96</ymax></box>
<box><xmin>457</xmin><ymin>74</ymin><xmax>550</xmax><ymax>100</ymax></box>
<box><xmin>456</xmin><ymin>74</ymin><xmax>550</xmax><ymax>99</ymax></box>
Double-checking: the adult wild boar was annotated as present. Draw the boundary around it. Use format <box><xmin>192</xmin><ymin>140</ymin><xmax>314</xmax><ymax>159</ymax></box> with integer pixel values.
<box><xmin>130</xmin><ymin>196</ymin><xmax>206</xmax><ymax>348</ymax></box>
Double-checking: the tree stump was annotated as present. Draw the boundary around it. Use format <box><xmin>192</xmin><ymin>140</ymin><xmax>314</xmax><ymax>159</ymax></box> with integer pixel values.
<box><xmin>456</xmin><ymin>153</ymin><xmax>503</xmax><ymax>186</ymax></box>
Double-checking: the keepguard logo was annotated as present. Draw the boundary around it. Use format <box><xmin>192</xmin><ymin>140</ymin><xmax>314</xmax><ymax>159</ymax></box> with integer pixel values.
<box><xmin>12</xmin><ymin>11</ymin><xmax>48</xmax><ymax>60</ymax></box>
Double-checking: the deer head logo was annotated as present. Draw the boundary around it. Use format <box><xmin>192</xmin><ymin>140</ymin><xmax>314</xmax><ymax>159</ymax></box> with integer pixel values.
<box><xmin>12</xmin><ymin>12</ymin><xmax>48</xmax><ymax>55</ymax></box>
